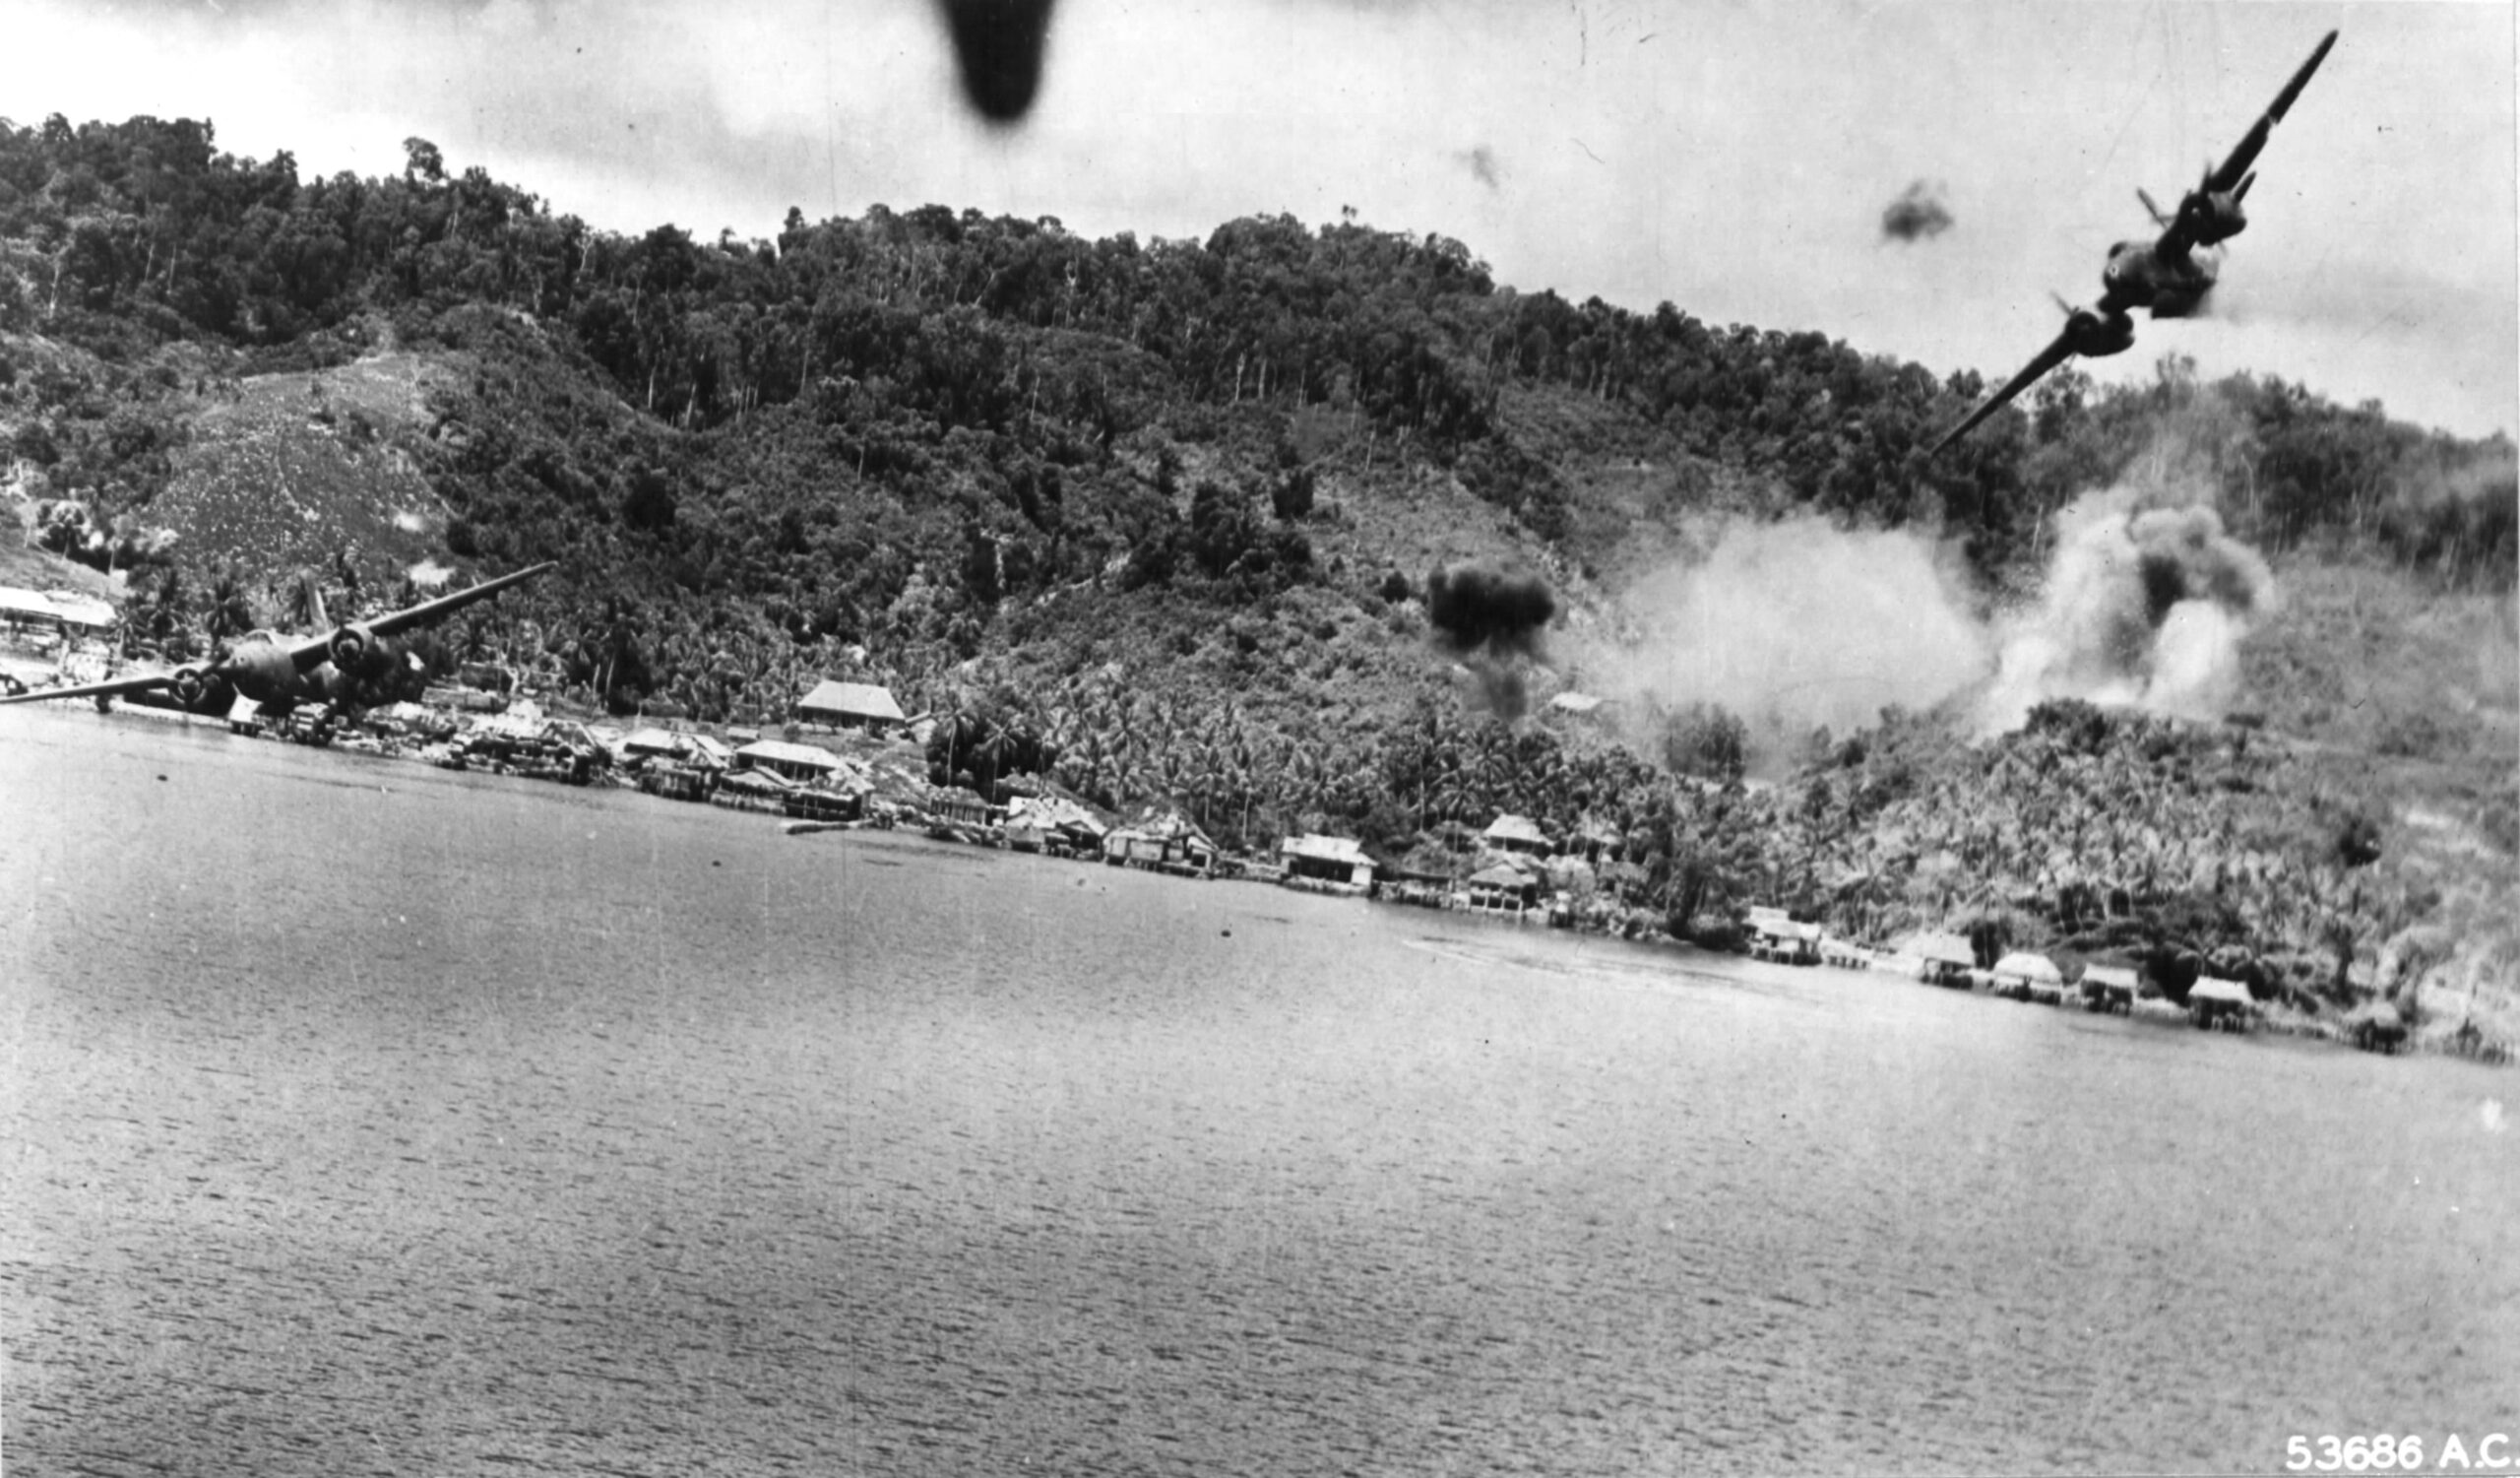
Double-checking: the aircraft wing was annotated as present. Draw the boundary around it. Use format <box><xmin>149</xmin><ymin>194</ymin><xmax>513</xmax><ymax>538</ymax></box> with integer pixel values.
<box><xmin>1926</xmin><ymin>328</ymin><xmax>2079</xmax><ymax>456</ymax></box>
<box><xmin>282</xmin><ymin>560</ymin><xmax>556</xmax><ymax>671</ymax></box>
<box><xmin>0</xmin><ymin>670</ymin><xmax>178</xmax><ymax>706</ymax></box>
<box><xmin>2211</xmin><ymin>30</ymin><xmax>2336</xmax><ymax>195</ymax></box>
<box><xmin>2161</xmin><ymin>30</ymin><xmax>2336</xmax><ymax>256</ymax></box>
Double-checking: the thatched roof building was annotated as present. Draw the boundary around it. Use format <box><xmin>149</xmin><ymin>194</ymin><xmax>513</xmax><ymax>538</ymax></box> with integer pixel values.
<box><xmin>735</xmin><ymin>739</ymin><xmax>849</xmax><ymax>783</ymax></box>
<box><xmin>1481</xmin><ymin>814</ymin><xmax>1553</xmax><ymax>857</ymax></box>
<box><xmin>1913</xmin><ymin>932</ymin><xmax>1976</xmax><ymax>967</ymax></box>
<box><xmin>1464</xmin><ymin>862</ymin><xmax>1540</xmax><ymax>914</ymax></box>
<box><xmin>2079</xmin><ymin>963</ymin><xmax>2140</xmax><ymax>1013</ymax></box>
<box><xmin>1992</xmin><ymin>952</ymin><xmax>2063</xmax><ymax>985</ymax></box>
<box><xmin>0</xmin><ymin>585</ymin><xmax>114</xmax><ymax>632</ymax></box>
<box><xmin>1909</xmin><ymin>931</ymin><xmax>1977</xmax><ymax>987</ymax></box>
<box><xmin>795</xmin><ymin>679</ymin><xmax>906</xmax><ymax>735</ymax></box>
<box><xmin>1281</xmin><ymin>833</ymin><xmax>1374</xmax><ymax>888</ymax></box>
<box><xmin>2188</xmin><ymin>976</ymin><xmax>2253</xmax><ymax>1006</ymax></box>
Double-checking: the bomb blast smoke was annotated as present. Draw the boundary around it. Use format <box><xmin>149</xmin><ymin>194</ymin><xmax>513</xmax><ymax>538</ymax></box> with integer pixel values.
<box><xmin>1586</xmin><ymin>517</ymin><xmax>1987</xmax><ymax>770</ymax></box>
<box><xmin>1981</xmin><ymin>487</ymin><xmax>2277</xmax><ymax>732</ymax></box>
<box><xmin>1427</xmin><ymin>559</ymin><xmax>1557</xmax><ymax>718</ymax></box>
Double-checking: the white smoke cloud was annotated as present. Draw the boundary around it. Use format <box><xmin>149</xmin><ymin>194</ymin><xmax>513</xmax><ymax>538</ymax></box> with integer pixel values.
<box><xmin>1979</xmin><ymin>486</ymin><xmax>2278</xmax><ymax>733</ymax></box>
<box><xmin>1581</xmin><ymin>485</ymin><xmax>2284</xmax><ymax>764</ymax></box>
<box><xmin>1586</xmin><ymin>516</ymin><xmax>1989</xmax><ymax>765</ymax></box>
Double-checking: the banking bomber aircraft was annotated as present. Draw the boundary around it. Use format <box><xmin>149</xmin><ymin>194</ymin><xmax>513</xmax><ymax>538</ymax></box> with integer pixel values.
<box><xmin>0</xmin><ymin>561</ymin><xmax>554</xmax><ymax>716</ymax></box>
<box><xmin>1928</xmin><ymin>29</ymin><xmax>2338</xmax><ymax>455</ymax></box>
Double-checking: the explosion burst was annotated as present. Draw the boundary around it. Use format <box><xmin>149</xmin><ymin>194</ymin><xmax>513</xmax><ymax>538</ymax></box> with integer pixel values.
<box><xmin>1426</xmin><ymin>559</ymin><xmax>1556</xmax><ymax>718</ymax></box>
<box><xmin>1982</xmin><ymin>490</ymin><xmax>2277</xmax><ymax>731</ymax></box>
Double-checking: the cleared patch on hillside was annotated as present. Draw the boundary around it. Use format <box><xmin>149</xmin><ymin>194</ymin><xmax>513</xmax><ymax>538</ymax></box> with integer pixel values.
<box><xmin>0</xmin><ymin>516</ymin><xmax>120</xmax><ymax>603</ymax></box>
<box><xmin>2240</xmin><ymin>553</ymin><xmax>2519</xmax><ymax>767</ymax></box>
<box><xmin>148</xmin><ymin>354</ymin><xmax>458</xmax><ymax>586</ymax></box>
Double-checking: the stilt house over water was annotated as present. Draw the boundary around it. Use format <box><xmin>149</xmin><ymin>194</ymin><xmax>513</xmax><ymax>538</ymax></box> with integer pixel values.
<box><xmin>734</xmin><ymin>739</ymin><xmax>851</xmax><ymax>785</ymax></box>
<box><xmin>1280</xmin><ymin>834</ymin><xmax>1376</xmax><ymax>894</ymax></box>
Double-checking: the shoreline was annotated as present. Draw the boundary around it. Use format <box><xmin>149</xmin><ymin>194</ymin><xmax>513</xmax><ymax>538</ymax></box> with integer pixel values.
<box><xmin>9</xmin><ymin>694</ymin><xmax>2511</xmax><ymax>1067</ymax></box>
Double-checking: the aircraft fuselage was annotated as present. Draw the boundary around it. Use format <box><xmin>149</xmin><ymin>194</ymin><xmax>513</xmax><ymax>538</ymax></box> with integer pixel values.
<box><xmin>2098</xmin><ymin>239</ymin><xmax>2218</xmax><ymax>321</ymax></box>
<box><xmin>162</xmin><ymin>632</ymin><xmax>360</xmax><ymax>711</ymax></box>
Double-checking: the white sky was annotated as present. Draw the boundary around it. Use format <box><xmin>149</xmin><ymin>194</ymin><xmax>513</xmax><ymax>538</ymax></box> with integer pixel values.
<box><xmin>9</xmin><ymin>0</ymin><xmax>2514</xmax><ymax>437</ymax></box>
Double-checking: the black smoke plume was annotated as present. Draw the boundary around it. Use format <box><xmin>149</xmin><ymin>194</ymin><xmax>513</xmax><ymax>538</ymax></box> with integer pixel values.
<box><xmin>1880</xmin><ymin>179</ymin><xmax>1954</xmax><ymax>243</ymax></box>
<box><xmin>1427</xmin><ymin>559</ymin><xmax>1556</xmax><ymax>716</ymax></box>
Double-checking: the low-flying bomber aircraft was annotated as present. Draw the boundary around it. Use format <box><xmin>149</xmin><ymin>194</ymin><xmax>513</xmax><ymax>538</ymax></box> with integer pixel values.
<box><xmin>0</xmin><ymin>561</ymin><xmax>555</xmax><ymax>718</ymax></box>
<box><xmin>1928</xmin><ymin>29</ymin><xmax>2338</xmax><ymax>455</ymax></box>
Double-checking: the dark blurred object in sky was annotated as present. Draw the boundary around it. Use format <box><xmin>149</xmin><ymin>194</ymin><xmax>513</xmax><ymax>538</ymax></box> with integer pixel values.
<box><xmin>1880</xmin><ymin>179</ymin><xmax>1953</xmax><ymax>242</ymax></box>
<box><xmin>937</xmin><ymin>0</ymin><xmax>1058</xmax><ymax>123</ymax></box>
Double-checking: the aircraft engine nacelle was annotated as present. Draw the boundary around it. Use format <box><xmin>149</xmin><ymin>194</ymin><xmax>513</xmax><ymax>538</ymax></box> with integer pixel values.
<box><xmin>327</xmin><ymin>621</ymin><xmax>382</xmax><ymax>674</ymax></box>
<box><xmin>2178</xmin><ymin>185</ymin><xmax>2248</xmax><ymax>248</ymax></box>
<box><xmin>170</xmin><ymin>665</ymin><xmax>218</xmax><ymax>709</ymax></box>
<box><xmin>2064</xmin><ymin>307</ymin><xmax>2137</xmax><ymax>359</ymax></box>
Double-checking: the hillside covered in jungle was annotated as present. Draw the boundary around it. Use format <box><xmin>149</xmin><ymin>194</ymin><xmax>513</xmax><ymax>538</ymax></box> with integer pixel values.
<box><xmin>3</xmin><ymin>114</ymin><xmax>2514</xmax><ymax>1048</ymax></box>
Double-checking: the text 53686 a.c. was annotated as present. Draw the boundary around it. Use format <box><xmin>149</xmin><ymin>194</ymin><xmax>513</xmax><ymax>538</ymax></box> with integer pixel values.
<box><xmin>2288</xmin><ymin>1434</ymin><xmax>2514</xmax><ymax>1472</ymax></box>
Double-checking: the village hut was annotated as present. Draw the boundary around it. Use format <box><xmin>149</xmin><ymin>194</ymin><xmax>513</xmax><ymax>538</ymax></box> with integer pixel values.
<box><xmin>794</xmin><ymin>679</ymin><xmax>906</xmax><ymax>737</ymax></box>
<box><xmin>622</xmin><ymin>727</ymin><xmax>730</xmax><ymax>767</ymax></box>
<box><xmin>1006</xmin><ymin>796</ymin><xmax>1106</xmax><ymax>856</ymax></box>
<box><xmin>2346</xmin><ymin>1000</ymin><xmax>2408</xmax><ymax>1055</ymax></box>
<box><xmin>1746</xmin><ymin>906</ymin><xmax>1822</xmax><ymax>965</ymax></box>
<box><xmin>1572</xmin><ymin>819</ymin><xmax>1624</xmax><ymax>866</ymax></box>
<box><xmin>0</xmin><ymin>585</ymin><xmax>115</xmax><ymax>639</ymax></box>
<box><xmin>619</xmin><ymin>726</ymin><xmax>685</xmax><ymax>761</ymax></box>
<box><xmin>784</xmin><ymin>761</ymin><xmax>873</xmax><ymax>823</ymax></box>
<box><xmin>1991</xmin><ymin>951</ymin><xmax>2066</xmax><ymax>1004</ymax></box>
<box><xmin>927</xmin><ymin>789</ymin><xmax>1007</xmax><ymax>844</ymax></box>
<box><xmin>1105</xmin><ymin>810</ymin><xmax>1215</xmax><ymax>875</ymax></box>
<box><xmin>734</xmin><ymin>739</ymin><xmax>849</xmax><ymax>785</ymax></box>
<box><xmin>1279</xmin><ymin>834</ymin><xmax>1376</xmax><ymax>895</ymax></box>
<box><xmin>1481</xmin><ymin>814</ymin><xmax>1554</xmax><ymax>859</ymax></box>
<box><xmin>2187</xmin><ymin>975</ymin><xmax>2255</xmax><ymax>1032</ymax></box>
<box><xmin>1373</xmin><ymin>862</ymin><xmax>1454</xmax><ymax>909</ymax></box>
<box><xmin>2079</xmin><ymin>963</ymin><xmax>2141</xmax><ymax>1015</ymax></box>
<box><xmin>1462</xmin><ymin>862</ymin><xmax>1540</xmax><ymax>918</ymax></box>
<box><xmin>1596</xmin><ymin>858</ymin><xmax>1649</xmax><ymax>904</ymax></box>
<box><xmin>1147</xmin><ymin>811</ymin><xmax>1217</xmax><ymax>875</ymax></box>
<box><xmin>710</xmin><ymin>765</ymin><xmax>796</xmax><ymax>813</ymax></box>
<box><xmin>1911</xmin><ymin>932</ymin><xmax>1977</xmax><ymax>988</ymax></box>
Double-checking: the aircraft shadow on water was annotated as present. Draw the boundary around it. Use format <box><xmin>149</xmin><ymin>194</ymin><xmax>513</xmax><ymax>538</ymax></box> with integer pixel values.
<box><xmin>0</xmin><ymin>562</ymin><xmax>554</xmax><ymax>720</ymax></box>
<box><xmin>1929</xmin><ymin>30</ymin><xmax>2339</xmax><ymax>456</ymax></box>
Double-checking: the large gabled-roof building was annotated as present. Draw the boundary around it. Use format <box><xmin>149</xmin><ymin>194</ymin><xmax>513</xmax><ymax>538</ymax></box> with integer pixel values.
<box><xmin>795</xmin><ymin>679</ymin><xmax>906</xmax><ymax>736</ymax></box>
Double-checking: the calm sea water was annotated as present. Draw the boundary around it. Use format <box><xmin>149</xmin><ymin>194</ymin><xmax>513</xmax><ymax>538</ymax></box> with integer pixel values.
<box><xmin>3</xmin><ymin>706</ymin><xmax>2513</xmax><ymax>1477</ymax></box>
